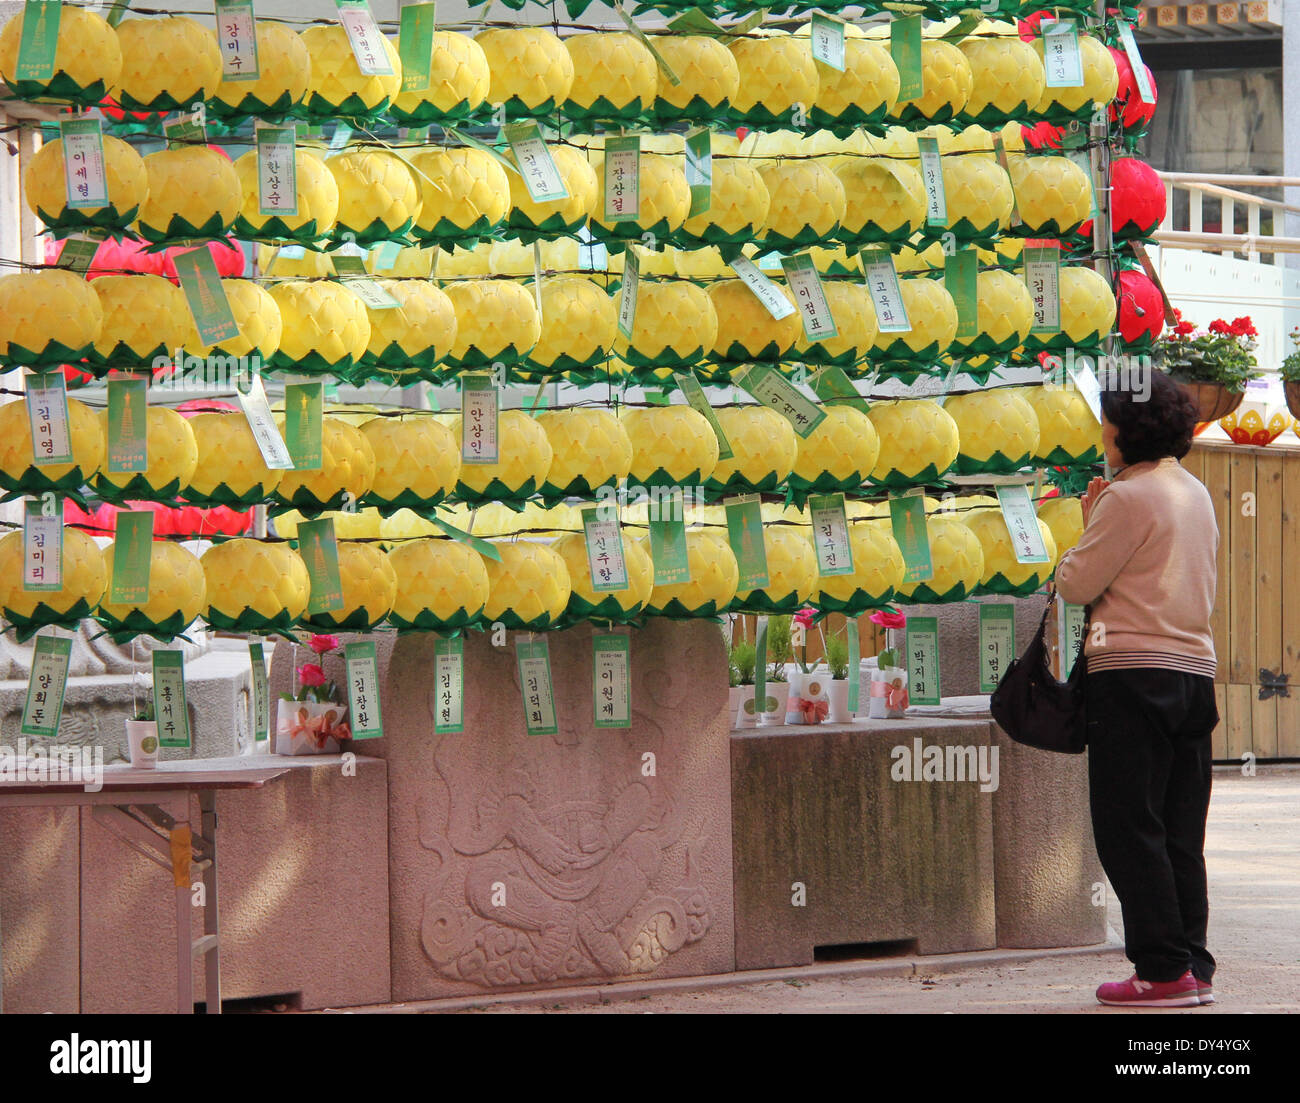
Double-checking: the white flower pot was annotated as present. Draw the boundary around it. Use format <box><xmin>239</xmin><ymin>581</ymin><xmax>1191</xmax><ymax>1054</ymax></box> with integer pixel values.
<box><xmin>126</xmin><ymin>720</ymin><xmax>159</xmax><ymax>769</ymax></box>
<box><xmin>827</xmin><ymin>678</ymin><xmax>852</xmax><ymax>724</ymax></box>
<box><xmin>869</xmin><ymin>667</ymin><xmax>910</xmax><ymax>719</ymax></box>
<box><xmin>757</xmin><ymin>681</ymin><xmax>789</xmax><ymax>726</ymax></box>
<box><xmin>734</xmin><ymin>685</ymin><xmax>759</xmax><ymax>728</ymax></box>
<box><xmin>275</xmin><ymin>699</ymin><xmax>349</xmax><ymax>755</ymax></box>
<box><xmin>785</xmin><ymin>667</ymin><xmax>831</xmax><ymax>724</ymax></box>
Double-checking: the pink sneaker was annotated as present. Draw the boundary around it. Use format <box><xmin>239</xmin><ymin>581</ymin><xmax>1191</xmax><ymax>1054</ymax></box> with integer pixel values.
<box><xmin>1196</xmin><ymin>981</ymin><xmax>1214</xmax><ymax>1004</ymax></box>
<box><xmin>1096</xmin><ymin>970</ymin><xmax>1202</xmax><ymax>1008</ymax></box>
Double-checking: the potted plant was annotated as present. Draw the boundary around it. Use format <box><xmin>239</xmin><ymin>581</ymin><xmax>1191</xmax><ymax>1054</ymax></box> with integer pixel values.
<box><xmin>867</xmin><ymin>610</ymin><xmax>910</xmax><ymax>719</ymax></box>
<box><xmin>125</xmin><ymin>699</ymin><xmax>159</xmax><ymax>769</ymax></box>
<box><xmin>759</xmin><ymin>615</ymin><xmax>792</xmax><ymax>726</ymax></box>
<box><xmin>1282</xmin><ymin>327</ymin><xmax>1300</xmax><ymax>422</ymax></box>
<box><xmin>730</xmin><ymin>638</ymin><xmax>758</xmax><ymax>728</ymax></box>
<box><xmin>1155</xmin><ymin>311</ymin><xmax>1259</xmax><ymax>424</ymax></box>
<box><xmin>784</xmin><ymin>607</ymin><xmax>829</xmax><ymax>724</ymax></box>
<box><xmin>825</xmin><ymin>632</ymin><xmax>853</xmax><ymax>724</ymax></box>
<box><xmin>276</xmin><ymin>634</ymin><xmax>353</xmax><ymax>755</ymax></box>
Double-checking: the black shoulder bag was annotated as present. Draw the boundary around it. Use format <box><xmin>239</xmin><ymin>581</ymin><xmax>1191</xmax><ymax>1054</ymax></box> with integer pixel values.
<box><xmin>989</xmin><ymin>590</ymin><xmax>1090</xmax><ymax>754</ymax></box>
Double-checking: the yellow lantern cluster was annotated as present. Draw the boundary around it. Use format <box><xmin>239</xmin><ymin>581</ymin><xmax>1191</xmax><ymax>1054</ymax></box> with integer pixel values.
<box><xmin>97</xmin><ymin>539</ymin><xmax>206</xmax><ymax>643</ymax></box>
<box><xmin>0</xmin><ymin>6</ymin><xmax>121</xmax><ymax>105</ymax></box>
<box><xmin>23</xmin><ymin>136</ymin><xmax>147</xmax><ymax>234</ymax></box>
<box><xmin>387</xmin><ymin>537</ymin><xmax>491</xmax><ymax>632</ymax></box>
<box><xmin>0</xmin><ymin>394</ymin><xmax>103</xmax><ymax>498</ymax></box>
<box><xmin>200</xmin><ymin>538</ymin><xmax>311</xmax><ymax>633</ymax></box>
<box><xmin>94</xmin><ymin>405</ymin><xmax>197</xmax><ymax>504</ymax></box>
<box><xmin>0</xmin><ymin>526</ymin><xmax>105</xmax><ymax>639</ymax></box>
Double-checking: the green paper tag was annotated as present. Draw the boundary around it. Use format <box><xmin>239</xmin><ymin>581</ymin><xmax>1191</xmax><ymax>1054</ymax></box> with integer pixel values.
<box><xmin>905</xmin><ymin>616</ymin><xmax>941</xmax><ymax>706</ymax></box>
<box><xmin>164</xmin><ymin>107</ymin><xmax>206</xmax><ymax>150</ymax></box>
<box><xmin>285</xmin><ymin>378</ymin><xmax>324</xmax><ymax>471</ymax></box>
<box><xmin>724</xmin><ymin>494</ymin><xmax>769</xmax><ymax>591</ymax></box>
<box><xmin>860</xmin><ymin>248</ymin><xmax>911</xmax><ymax>333</ymax></box>
<box><xmin>810</xmin><ymin>13</ymin><xmax>845</xmax><ymax>71</ymax></box>
<box><xmin>846</xmin><ymin>619</ymin><xmax>861</xmax><ymax>712</ymax></box>
<box><xmin>1042</xmin><ymin>19</ymin><xmax>1083</xmax><ymax>89</ymax></box>
<box><xmin>215</xmin><ymin>0</ymin><xmax>260</xmax><ymax>81</ymax></box>
<box><xmin>1058</xmin><ymin>600</ymin><xmax>1087</xmax><ymax>680</ymax></box>
<box><xmin>26</xmin><ymin>371</ymin><xmax>73</xmax><ymax>466</ymax></box>
<box><xmin>753</xmin><ymin>615</ymin><xmax>767</xmax><ymax>712</ymax></box>
<box><xmin>667</xmin><ymin>9</ymin><xmax>765</xmax><ymax>40</ymax></box>
<box><xmin>1023</xmin><ymin>241</ymin><xmax>1061</xmax><ymax>334</ymax></box>
<box><xmin>978</xmin><ymin>603</ymin><xmax>1015</xmax><ymax>694</ymax></box>
<box><xmin>729</xmin><ymin>256</ymin><xmax>796</xmax><ymax>321</ymax></box>
<box><xmin>647</xmin><ymin>513</ymin><xmax>689</xmax><ymax>585</ymax></box>
<box><xmin>996</xmin><ymin>484</ymin><xmax>1050</xmax><ymax>565</ymax></box>
<box><xmin>55</xmin><ymin>235</ymin><xmax>99</xmax><ymax>274</ymax></box>
<box><xmin>256</xmin><ymin>124</ymin><xmax>298</xmax><ymax>217</ymax></box>
<box><xmin>940</xmin><ymin>14</ymin><xmax>983</xmax><ymax>42</ymax></box>
<box><xmin>21</xmin><ymin>634</ymin><xmax>71</xmax><ymax>738</ymax></box>
<box><xmin>299</xmin><ymin>517</ymin><xmax>345</xmax><ymax>614</ymax></box>
<box><xmin>889</xmin><ymin>489</ymin><xmax>934</xmax><ymax>583</ymax></box>
<box><xmin>447</xmin><ymin>126</ymin><xmax>520</xmax><ymax>178</ymax></box>
<box><xmin>433</xmin><ymin>636</ymin><xmax>464</xmax><ymax>734</ymax></box>
<box><xmin>399</xmin><ymin>2</ymin><xmax>437</xmax><ymax>93</ymax></box>
<box><xmin>110</xmin><ymin>510</ymin><xmax>153</xmax><ymax>605</ymax></box>
<box><xmin>684</xmin><ymin>127</ymin><xmax>712</xmax><ymax>219</ymax></box>
<box><xmin>992</xmin><ymin>134</ymin><xmax>1021</xmax><ymax>225</ymax></box>
<box><xmin>516</xmin><ymin>638</ymin><xmax>558</xmax><ymax>736</ymax></box>
<box><xmin>106</xmin><ymin>376</ymin><xmax>148</xmax><ymax>474</ymax></box>
<box><xmin>809</xmin><ymin>493</ymin><xmax>854</xmax><ymax>577</ymax></box>
<box><xmin>59</xmin><ymin>117</ymin><xmax>108</xmax><ymax>210</ymax></box>
<box><xmin>249</xmin><ymin>640</ymin><xmax>270</xmax><ymax>742</ymax></box>
<box><xmin>604</xmin><ymin>135</ymin><xmax>641</xmax><ymax>224</ymax></box>
<box><xmin>174</xmin><ymin>247</ymin><xmax>240</xmax><ymax>345</ymax></box>
<box><xmin>153</xmin><ymin>649</ymin><xmax>191</xmax><ymax>748</ymax></box>
<box><xmin>644</xmin><ymin>389</ymin><xmax>673</xmax><ymax>408</ymax></box>
<box><xmin>16</xmin><ymin>0</ymin><xmax>61</xmax><ymax>82</ymax></box>
<box><xmin>1117</xmin><ymin>20</ymin><xmax>1155</xmax><ymax>104</ymax></box>
<box><xmin>945</xmin><ymin>249</ymin><xmax>979</xmax><ymax>341</ymax></box>
<box><xmin>430</xmin><ymin>514</ymin><xmax>502</xmax><ymax>561</ymax></box>
<box><xmin>737</xmin><ymin>364</ymin><xmax>826</xmax><ymax>439</ymax></box>
<box><xmin>812</xmin><ymin>364</ymin><xmax>871</xmax><ymax>416</ymax></box>
<box><xmin>345</xmin><ymin>640</ymin><xmax>383</xmax><ymax>738</ymax></box>
<box><xmin>673</xmin><ymin>369</ymin><xmax>733</xmax><ymax>461</ymax></box>
<box><xmin>329</xmin><ymin>121</ymin><xmax>354</xmax><ymax>153</ymax></box>
<box><xmin>460</xmin><ymin>373</ymin><xmax>499</xmax><ymax>464</ymax></box>
<box><xmin>890</xmin><ymin>14</ymin><xmax>924</xmax><ymax>102</ymax></box>
<box><xmin>371</xmin><ymin>240</ymin><xmax>402</xmax><ymax>271</ymax></box>
<box><xmin>336</xmin><ymin>0</ymin><xmax>394</xmax><ymax>77</ymax></box>
<box><xmin>504</xmin><ymin>122</ymin><xmax>567</xmax><ymax>203</ymax></box>
<box><xmin>932</xmin><ymin>361</ymin><xmax>963</xmax><ymax>408</ymax></box>
<box><xmin>237</xmin><ymin>374</ymin><xmax>295</xmax><ymax>470</ymax></box>
<box><xmin>615</xmin><ymin>4</ymin><xmax>680</xmax><ymax>86</ymax></box>
<box><xmin>593</xmin><ymin>631</ymin><xmax>631</xmax><ymax>729</ymax></box>
<box><xmin>917</xmin><ymin>136</ymin><xmax>947</xmax><ymax>228</ymax></box>
<box><xmin>781</xmin><ymin>253</ymin><xmax>838</xmax><ymax>342</ymax></box>
<box><xmin>23</xmin><ymin>496</ymin><xmax>62</xmax><ymax>592</ymax></box>
<box><xmin>616</xmin><ymin>248</ymin><xmax>639</xmax><ymax>338</ymax></box>
<box><xmin>332</xmin><ymin>255</ymin><xmax>401</xmax><ymax>309</ymax></box>
<box><xmin>582</xmin><ymin>505</ymin><xmax>630</xmax><ymax>593</ymax></box>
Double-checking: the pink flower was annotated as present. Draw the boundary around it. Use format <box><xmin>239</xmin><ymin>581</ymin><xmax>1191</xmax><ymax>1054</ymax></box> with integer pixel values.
<box><xmin>869</xmin><ymin>610</ymin><xmax>907</xmax><ymax>630</ymax></box>
<box><xmin>297</xmin><ymin>663</ymin><xmax>327</xmax><ymax>688</ymax></box>
<box><xmin>792</xmin><ymin>607</ymin><xmax>816</xmax><ymax>629</ymax></box>
<box><xmin>308</xmin><ymin>633</ymin><xmax>340</xmax><ymax>655</ymax></box>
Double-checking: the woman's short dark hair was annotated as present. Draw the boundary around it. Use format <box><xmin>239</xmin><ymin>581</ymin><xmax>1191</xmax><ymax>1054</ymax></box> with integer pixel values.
<box><xmin>1099</xmin><ymin>368</ymin><xmax>1199</xmax><ymax>464</ymax></box>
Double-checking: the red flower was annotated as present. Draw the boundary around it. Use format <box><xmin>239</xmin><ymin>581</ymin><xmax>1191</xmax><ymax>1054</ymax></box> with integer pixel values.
<box><xmin>869</xmin><ymin>610</ymin><xmax>907</xmax><ymax>630</ymax></box>
<box><xmin>792</xmin><ymin>607</ymin><xmax>816</xmax><ymax>630</ymax></box>
<box><xmin>1174</xmin><ymin>320</ymin><xmax>1196</xmax><ymax>336</ymax></box>
<box><xmin>1208</xmin><ymin>319</ymin><xmax>1231</xmax><ymax>336</ymax></box>
<box><xmin>297</xmin><ymin>663</ymin><xmax>327</xmax><ymax>688</ymax></box>
<box><xmin>1229</xmin><ymin>316</ymin><xmax>1256</xmax><ymax>338</ymax></box>
<box><xmin>308</xmin><ymin>633</ymin><xmax>340</xmax><ymax>655</ymax></box>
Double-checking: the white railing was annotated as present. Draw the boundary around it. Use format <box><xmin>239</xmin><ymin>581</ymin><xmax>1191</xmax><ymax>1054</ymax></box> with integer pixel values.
<box><xmin>1155</xmin><ymin>171</ymin><xmax>1300</xmax><ymax>263</ymax></box>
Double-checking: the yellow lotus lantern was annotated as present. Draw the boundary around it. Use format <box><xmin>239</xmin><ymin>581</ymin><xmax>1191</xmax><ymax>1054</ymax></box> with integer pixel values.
<box><xmin>729</xmin><ymin>30</ymin><xmax>819</xmax><ymax>127</ymax></box>
<box><xmin>614</xmin><ymin>279</ymin><xmax>717</xmax><ymax>377</ymax></box>
<box><xmin>0</xmin><ymin>394</ymin><xmax>103</xmax><ymax>499</ymax></box>
<box><xmin>210</xmin><ymin>19</ymin><xmax>311</xmax><ymax>121</ymax></box>
<box><xmin>835</xmin><ymin>155</ymin><xmax>925</xmax><ymax>246</ymax></box>
<box><xmin>364</xmin><ymin>244</ymin><xmax>438</xmax><ymax>278</ymax></box>
<box><xmin>298</xmin><ymin>24</ymin><xmax>401</xmax><ymax>120</ymax></box>
<box><xmin>959</xmin><ymin>21</ymin><xmax>1045</xmax><ymax>125</ymax></box>
<box><xmin>707</xmin><ymin>279</ymin><xmax>799</xmax><ymax>365</ymax></box>
<box><xmin>1023</xmin><ymin>383</ymin><xmax>1104</xmax><ymax>465</ymax></box>
<box><xmin>730</xmin><ymin>525</ymin><xmax>818</xmax><ymax>615</ymax></box>
<box><xmin>408</xmin><ymin>147</ymin><xmax>510</xmax><ymax>245</ymax></box>
<box><xmin>96</xmin><ymin>539</ymin><xmax>206</xmax><ymax>643</ymax></box>
<box><xmin>87</xmin><ymin>274</ymin><xmax>192</xmax><ymax>371</ymax></box>
<box><xmin>389</xmin><ymin>30</ymin><xmax>490</xmax><ymax>125</ymax></box>
<box><xmin>327</xmin><ymin>149</ymin><xmax>422</xmax><ymax>245</ymax></box>
<box><xmin>94</xmin><ymin>405</ymin><xmax>197</xmax><ymax>504</ymax></box>
<box><xmin>136</xmin><ymin>147</ymin><xmax>241</xmax><ymax>243</ymax></box>
<box><xmin>505</xmin><ymin>144</ymin><xmax>598</xmax><ymax>241</ymax></box>
<box><xmin>622</xmin><ymin>406</ymin><xmax>719</xmax><ymax>489</ymax></box>
<box><xmin>964</xmin><ymin>506</ymin><xmax>1058</xmax><ymax>597</ymax></box>
<box><xmin>1007</xmin><ymin>154</ymin><xmax>1092</xmax><ymax>237</ymax></box>
<box><xmin>268</xmin><ymin>280</ymin><xmax>371</xmax><ymax>376</ymax></box>
<box><xmin>272</xmin><ymin>416</ymin><xmax>376</xmax><ymax>515</ymax></box>
<box><xmin>0</xmin><ymin>526</ymin><xmax>104</xmax><ymax>640</ymax></box>
<box><xmin>233</xmin><ymin>148</ymin><xmax>339</xmax><ymax>244</ymax></box>
<box><xmin>386</xmin><ymin>537</ymin><xmax>489</xmax><ymax>631</ymax></box>
<box><xmin>1220</xmin><ymin>397</ymin><xmax>1295</xmax><ymax>446</ymax></box>
<box><xmin>23</xmin><ymin>135</ymin><xmax>146</xmax><ymax>234</ymax></box>
<box><xmin>893</xmin><ymin>509</ymin><xmax>985</xmax><ymax>604</ymax></box>
<box><xmin>442</xmin><ymin>279</ymin><xmax>540</xmax><ymax>369</ymax></box>
<box><xmin>757</xmin><ymin>142</ymin><xmax>847</xmax><ymax>250</ymax></box>
<box><xmin>200</xmin><ymin>538</ymin><xmax>310</xmax><ymax>634</ymax></box>
<box><xmin>648</xmin><ymin>34</ymin><xmax>739</xmax><ymax>123</ymax></box>
<box><xmin>1033</xmin><ymin>33</ymin><xmax>1118</xmax><ymax>121</ymax></box>
<box><xmin>481</xmin><ymin>540</ymin><xmax>571</xmax><ymax>630</ymax></box>
<box><xmin>951</xmin><ymin>268</ymin><xmax>1034</xmax><ymax>360</ymax></box>
<box><xmin>945</xmin><ymin>388</ymin><xmax>1041</xmax><ymax>474</ymax></box>
<box><xmin>789</xmin><ymin>405</ymin><xmax>880</xmax><ymax>499</ymax></box>
<box><xmin>110</xmin><ymin>15</ymin><xmax>221</xmax><ymax>113</ymax></box>
<box><xmin>183</xmin><ymin>278</ymin><xmax>282</xmax><ymax>364</ymax></box>
<box><xmin>589</xmin><ymin>150</ymin><xmax>690</xmax><ymax>252</ymax></box>
<box><xmin>359</xmin><ymin>415</ymin><xmax>459</xmax><ymax>514</ymax></box>
<box><xmin>642</xmin><ymin>529</ymin><xmax>738</xmax><ymax>619</ymax></box>
<box><xmin>0</xmin><ymin>269</ymin><xmax>102</xmax><ymax>368</ymax></box>
<box><xmin>867</xmin><ymin>399</ymin><xmax>960</xmax><ymax>486</ymax></box>
<box><xmin>357</xmin><ymin>279</ymin><xmax>457</xmax><ymax>381</ymax></box>
<box><xmin>1037</xmin><ymin>495</ymin><xmax>1084</xmax><ymax>557</ymax></box>
<box><xmin>678</xmin><ymin>153</ymin><xmax>770</xmax><ymax>249</ymax></box>
<box><xmin>795</xmin><ymin>281</ymin><xmax>877</xmax><ymax>367</ymax></box>
<box><xmin>0</xmin><ymin>6</ymin><xmax>120</xmax><ymax>105</ymax></box>
<box><xmin>893</xmin><ymin>38</ymin><xmax>972</xmax><ymax>124</ymax></box>
<box><xmin>478</xmin><ymin>27</ymin><xmax>573</xmax><ymax>118</ymax></box>
<box><xmin>868</xmin><ymin>277</ymin><xmax>958</xmax><ymax>369</ymax></box>
<box><xmin>707</xmin><ymin>406</ymin><xmax>797</xmax><ymax>496</ymax></box>
<box><xmin>564</xmin><ymin>32</ymin><xmax>657</xmax><ymax>123</ymax></box>
<box><xmin>936</xmin><ymin>146</ymin><xmax>1015</xmax><ymax>241</ymax></box>
<box><xmin>258</xmin><ymin>243</ymin><xmax>334</xmax><ymax>279</ymax></box>
<box><xmin>182</xmin><ymin>411</ymin><xmax>283</xmax><ymax>507</ymax></box>
<box><xmin>808</xmin><ymin>34</ymin><xmax>899</xmax><ymax>133</ymax></box>
<box><xmin>812</xmin><ymin>519</ymin><xmax>905</xmax><ymax>615</ymax></box>
<box><xmin>447</xmin><ymin>408</ymin><xmax>552</xmax><ymax>505</ymax></box>
<box><xmin>551</xmin><ymin>530</ymin><xmax>653</xmax><ymax>625</ymax></box>
<box><xmin>1026</xmin><ymin>265</ymin><xmax>1116</xmax><ymax>352</ymax></box>
<box><xmin>673</xmin><ymin>245</ymin><xmax>730</xmax><ymax>282</ymax></box>
<box><xmin>525</xmin><ymin>278</ymin><xmax>616</xmax><ymax>379</ymax></box>
<box><xmin>300</xmin><ymin>540</ymin><xmax>396</xmax><ymax>631</ymax></box>
<box><xmin>537</xmin><ymin>409</ymin><xmax>632</xmax><ymax>500</ymax></box>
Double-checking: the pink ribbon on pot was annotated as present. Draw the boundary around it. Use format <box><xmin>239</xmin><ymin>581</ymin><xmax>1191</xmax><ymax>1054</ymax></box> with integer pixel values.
<box><xmin>885</xmin><ymin>679</ymin><xmax>909</xmax><ymax>711</ymax></box>
<box><xmin>797</xmin><ymin>697</ymin><xmax>828</xmax><ymax>723</ymax></box>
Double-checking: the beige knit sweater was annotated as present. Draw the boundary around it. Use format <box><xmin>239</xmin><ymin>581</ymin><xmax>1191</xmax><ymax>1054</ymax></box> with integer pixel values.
<box><xmin>1054</xmin><ymin>456</ymin><xmax>1219</xmax><ymax>677</ymax></box>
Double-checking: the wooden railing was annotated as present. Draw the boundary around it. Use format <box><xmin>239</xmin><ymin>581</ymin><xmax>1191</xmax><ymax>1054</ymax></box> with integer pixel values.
<box><xmin>1156</xmin><ymin>171</ymin><xmax>1300</xmax><ymax>263</ymax></box>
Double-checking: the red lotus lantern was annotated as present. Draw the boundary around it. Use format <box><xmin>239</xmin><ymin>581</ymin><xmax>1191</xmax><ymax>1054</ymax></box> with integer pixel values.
<box><xmin>1111</xmin><ymin>157</ymin><xmax>1165</xmax><ymax>238</ymax></box>
<box><xmin>1022</xmin><ymin>120</ymin><xmax>1065</xmax><ymax>151</ymax></box>
<box><xmin>1109</xmin><ymin>46</ymin><xmax>1157</xmax><ymax>134</ymax></box>
<box><xmin>1116</xmin><ymin>269</ymin><xmax>1165</xmax><ymax>347</ymax></box>
<box><xmin>161</xmin><ymin>237</ymin><xmax>245</xmax><ymax>280</ymax></box>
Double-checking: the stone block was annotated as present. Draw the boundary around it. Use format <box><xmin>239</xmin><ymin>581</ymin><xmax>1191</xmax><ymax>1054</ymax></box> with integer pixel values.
<box><xmin>910</xmin><ymin>593</ymin><xmax>1050</xmax><ymax>698</ymax></box>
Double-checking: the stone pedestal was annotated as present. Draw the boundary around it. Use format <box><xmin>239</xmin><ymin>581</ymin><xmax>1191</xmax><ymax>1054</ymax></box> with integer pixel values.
<box><xmin>913</xmin><ymin>594</ymin><xmax>1050</xmax><ymax>698</ymax></box>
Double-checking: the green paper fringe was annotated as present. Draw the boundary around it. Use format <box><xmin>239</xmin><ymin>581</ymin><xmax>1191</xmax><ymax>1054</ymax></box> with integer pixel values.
<box><xmin>869</xmin><ymin>460</ymin><xmax>951</xmax><ymax>489</ymax></box>
<box><xmin>2</xmin><ymin>596</ymin><xmax>96</xmax><ymax>643</ymax></box>
<box><xmin>92</xmin><ymin>473</ymin><xmax>183</xmax><ymax>506</ymax></box>
<box><xmin>93</xmin><ymin>606</ymin><xmax>199</xmax><ymax>645</ymax></box>
<box><xmin>4</xmin><ymin>73</ymin><xmax>110</xmax><ymax>107</ymax></box>
<box><xmin>36</xmin><ymin>202</ymin><xmax>139</xmax><ymax>234</ymax></box>
<box><xmin>359</xmin><ymin>487</ymin><xmax>449</xmax><ymax>516</ymax></box>
<box><xmin>1</xmin><ymin>339</ymin><xmax>94</xmax><ymax>369</ymax></box>
<box><xmin>208</xmin><ymin>90</ymin><xmax>302</xmax><ymax>125</ymax></box>
<box><xmin>180</xmin><ymin>479</ymin><xmax>275</xmax><ymax>509</ymax></box>
<box><xmin>327</xmin><ymin>217</ymin><xmax>414</xmax><ymax>248</ymax></box>
<box><xmin>410</xmin><ymin>213</ymin><xmax>500</xmax><ymax>247</ymax></box>
<box><xmin>387</xmin><ymin>605</ymin><xmax>484</xmax><ymax>633</ymax></box>
<box><xmin>976</xmin><ymin>570</ymin><xmax>1050</xmax><ymax>598</ymax></box>
<box><xmin>953</xmin><ymin>448</ymin><xmax>1032</xmax><ymax>476</ymax></box>
<box><xmin>205</xmin><ymin>605</ymin><xmax>304</xmax><ymax>639</ymax></box>
<box><xmin>452</xmin><ymin>474</ymin><xmax>539</xmax><ymax>508</ymax></box>
<box><xmin>894</xmin><ymin>580</ymin><xmax>974</xmax><ymax>604</ymax></box>
<box><xmin>135</xmin><ymin>212</ymin><xmax>234</xmax><ymax>246</ymax></box>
